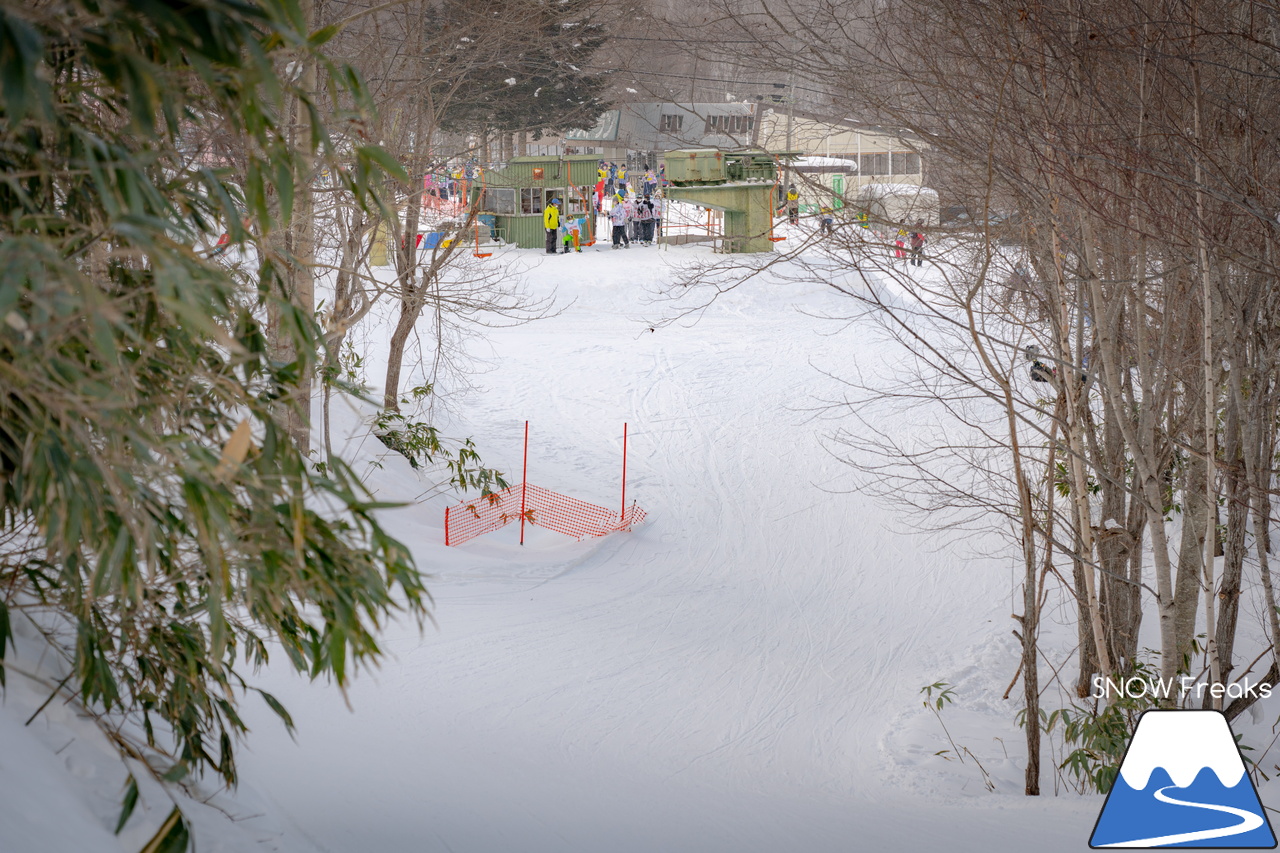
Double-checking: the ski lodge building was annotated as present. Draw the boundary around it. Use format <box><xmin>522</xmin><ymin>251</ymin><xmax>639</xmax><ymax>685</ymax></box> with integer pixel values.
<box><xmin>559</xmin><ymin>103</ymin><xmax>930</xmax><ymax>219</ymax></box>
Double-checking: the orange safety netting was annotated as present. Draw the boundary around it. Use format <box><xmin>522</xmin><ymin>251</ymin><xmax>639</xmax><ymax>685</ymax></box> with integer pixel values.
<box><xmin>444</xmin><ymin>483</ymin><xmax>646</xmax><ymax>546</ymax></box>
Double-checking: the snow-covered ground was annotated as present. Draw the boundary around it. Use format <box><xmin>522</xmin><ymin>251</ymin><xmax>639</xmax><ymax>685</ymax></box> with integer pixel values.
<box><xmin>5</xmin><ymin>220</ymin><xmax>1278</xmax><ymax>851</ymax></box>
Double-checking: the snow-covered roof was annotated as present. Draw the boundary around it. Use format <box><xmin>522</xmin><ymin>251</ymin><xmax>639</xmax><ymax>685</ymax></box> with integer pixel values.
<box><xmin>794</xmin><ymin>155</ymin><xmax>858</xmax><ymax>170</ymax></box>
<box><xmin>856</xmin><ymin>182</ymin><xmax>939</xmax><ymax>199</ymax></box>
<box><xmin>565</xmin><ymin>109</ymin><xmax>621</xmax><ymax>141</ymax></box>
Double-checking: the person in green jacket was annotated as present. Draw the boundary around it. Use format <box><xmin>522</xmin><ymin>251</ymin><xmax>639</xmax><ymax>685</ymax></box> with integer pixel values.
<box><xmin>544</xmin><ymin>198</ymin><xmax>560</xmax><ymax>254</ymax></box>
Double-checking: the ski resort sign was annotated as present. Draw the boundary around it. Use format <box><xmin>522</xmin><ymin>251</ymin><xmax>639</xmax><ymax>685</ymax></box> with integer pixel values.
<box><xmin>1089</xmin><ymin>711</ymin><xmax>1276</xmax><ymax>848</ymax></box>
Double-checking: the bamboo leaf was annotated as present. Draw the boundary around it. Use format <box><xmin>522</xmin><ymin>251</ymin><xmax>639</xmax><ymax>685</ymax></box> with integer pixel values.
<box><xmin>356</xmin><ymin>145</ymin><xmax>409</xmax><ymax>183</ymax></box>
<box><xmin>115</xmin><ymin>775</ymin><xmax>138</xmax><ymax>834</ymax></box>
<box><xmin>257</xmin><ymin>689</ymin><xmax>295</xmax><ymax>733</ymax></box>
<box><xmin>139</xmin><ymin>806</ymin><xmax>190</xmax><ymax>853</ymax></box>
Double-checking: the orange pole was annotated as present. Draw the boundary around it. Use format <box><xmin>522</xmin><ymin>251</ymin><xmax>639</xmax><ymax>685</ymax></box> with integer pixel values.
<box><xmin>519</xmin><ymin>420</ymin><xmax>529</xmax><ymax>545</ymax></box>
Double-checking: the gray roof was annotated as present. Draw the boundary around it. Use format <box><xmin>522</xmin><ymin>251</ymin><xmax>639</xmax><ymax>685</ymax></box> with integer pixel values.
<box><xmin>565</xmin><ymin>110</ymin><xmax>621</xmax><ymax>142</ymax></box>
<box><xmin>566</xmin><ymin>102</ymin><xmax>758</xmax><ymax>151</ymax></box>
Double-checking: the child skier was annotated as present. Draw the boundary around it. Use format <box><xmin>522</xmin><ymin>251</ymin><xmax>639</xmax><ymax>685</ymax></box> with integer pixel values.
<box><xmin>609</xmin><ymin>199</ymin><xmax>630</xmax><ymax>249</ymax></box>
<box><xmin>562</xmin><ymin>217</ymin><xmax>583</xmax><ymax>253</ymax></box>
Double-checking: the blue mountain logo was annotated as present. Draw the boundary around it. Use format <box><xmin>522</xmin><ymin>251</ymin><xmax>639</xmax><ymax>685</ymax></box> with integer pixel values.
<box><xmin>1090</xmin><ymin>710</ymin><xmax>1276</xmax><ymax>848</ymax></box>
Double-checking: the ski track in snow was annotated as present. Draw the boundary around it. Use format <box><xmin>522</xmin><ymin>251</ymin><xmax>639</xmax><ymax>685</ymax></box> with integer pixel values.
<box><xmin>234</xmin><ymin>238</ymin><xmax>1102</xmax><ymax>852</ymax></box>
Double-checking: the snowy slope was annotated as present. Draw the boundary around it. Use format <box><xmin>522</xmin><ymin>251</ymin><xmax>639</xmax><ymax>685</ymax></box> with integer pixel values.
<box><xmin>6</xmin><ymin>221</ymin><xmax>1276</xmax><ymax>851</ymax></box>
<box><xmin>234</xmin><ymin>232</ymin><xmax>1100</xmax><ymax>852</ymax></box>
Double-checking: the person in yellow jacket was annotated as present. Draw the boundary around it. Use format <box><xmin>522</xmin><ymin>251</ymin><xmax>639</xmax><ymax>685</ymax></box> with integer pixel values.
<box><xmin>543</xmin><ymin>197</ymin><xmax>560</xmax><ymax>254</ymax></box>
<box><xmin>785</xmin><ymin>184</ymin><xmax>800</xmax><ymax>225</ymax></box>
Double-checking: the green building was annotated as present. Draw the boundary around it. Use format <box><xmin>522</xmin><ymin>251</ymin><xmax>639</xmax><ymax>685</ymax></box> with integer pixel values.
<box><xmin>475</xmin><ymin>154</ymin><xmax>601</xmax><ymax>249</ymax></box>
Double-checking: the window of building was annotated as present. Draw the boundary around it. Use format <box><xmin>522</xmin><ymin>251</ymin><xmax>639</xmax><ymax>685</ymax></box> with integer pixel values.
<box><xmin>568</xmin><ymin>188</ymin><xmax>591</xmax><ymax>215</ymax></box>
<box><xmin>891</xmin><ymin>151</ymin><xmax>921</xmax><ymax>175</ymax></box>
<box><xmin>520</xmin><ymin>187</ymin><xmax>545</xmax><ymax>215</ymax></box>
<box><xmin>706</xmin><ymin>115</ymin><xmax>753</xmax><ymax>135</ymax></box>
<box><xmin>660</xmin><ymin>113</ymin><xmax>684</xmax><ymax>133</ymax></box>
<box><xmin>860</xmin><ymin>152</ymin><xmax>890</xmax><ymax>176</ymax></box>
<box><xmin>483</xmin><ymin>188</ymin><xmax>516</xmax><ymax>215</ymax></box>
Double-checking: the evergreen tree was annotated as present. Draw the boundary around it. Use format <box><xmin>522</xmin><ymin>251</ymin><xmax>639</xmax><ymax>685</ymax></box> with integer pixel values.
<box><xmin>426</xmin><ymin>0</ymin><xmax>611</xmax><ymax>137</ymax></box>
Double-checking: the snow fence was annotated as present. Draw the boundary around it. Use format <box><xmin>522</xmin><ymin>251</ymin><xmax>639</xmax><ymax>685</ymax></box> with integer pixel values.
<box><xmin>445</xmin><ymin>483</ymin><xmax>646</xmax><ymax>546</ymax></box>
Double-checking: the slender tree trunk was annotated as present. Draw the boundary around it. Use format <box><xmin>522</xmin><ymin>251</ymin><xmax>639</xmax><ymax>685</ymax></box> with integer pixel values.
<box><xmin>1176</xmin><ymin>418</ymin><xmax>1207</xmax><ymax>672</ymax></box>
<box><xmin>1052</xmin><ymin>226</ymin><xmax>1114</xmax><ymax>681</ymax></box>
<box><xmin>1215</xmin><ymin>387</ymin><xmax>1246</xmax><ymax>685</ymax></box>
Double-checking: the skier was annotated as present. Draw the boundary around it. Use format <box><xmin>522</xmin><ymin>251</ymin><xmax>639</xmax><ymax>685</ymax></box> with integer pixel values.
<box><xmin>786</xmin><ymin>184</ymin><xmax>800</xmax><ymax>225</ymax></box>
<box><xmin>544</xmin><ymin>197</ymin><xmax>561</xmax><ymax>255</ymax></box>
<box><xmin>893</xmin><ymin>220</ymin><xmax>907</xmax><ymax>260</ymax></box>
<box><xmin>623</xmin><ymin>195</ymin><xmax>638</xmax><ymax>244</ymax></box>
<box><xmin>642</xmin><ymin>167</ymin><xmax>657</xmax><ymax>197</ymax></box>
<box><xmin>909</xmin><ymin>220</ymin><xmax>926</xmax><ymax>266</ymax></box>
<box><xmin>609</xmin><ymin>197</ymin><xmax>630</xmax><ymax>249</ymax></box>
<box><xmin>636</xmin><ymin>195</ymin><xmax>655</xmax><ymax>245</ymax></box>
<box><xmin>819</xmin><ymin>206</ymin><xmax>835</xmax><ymax>236</ymax></box>
<box><xmin>651</xmin><ymin>194</ymin><xmax>664</xmax><ymax>241</ymax></box>
<box><xmin>562</xmin><ymin>216</ymin><xmax>582</xmax><ymax>253</ymax></box>
<box><xmin>1025</xmin><ymin>345</ymin><xmax>1056</xmax><ymax>383</ymax></box>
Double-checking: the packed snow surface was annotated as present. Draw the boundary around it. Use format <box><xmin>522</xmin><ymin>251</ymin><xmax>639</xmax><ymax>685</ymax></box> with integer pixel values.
<box><xmin>236</xmin><ymin>229</ymin><xmax>1099</xmax><ymax>852</ymax></box>
<box><xmin>8</xmin><ymin>221</ymin><xmax>1278</xmax><ymax>851</ymax></box>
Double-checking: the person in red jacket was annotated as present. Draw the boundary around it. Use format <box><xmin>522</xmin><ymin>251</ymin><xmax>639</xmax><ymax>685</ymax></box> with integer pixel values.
<box><xmin>909</xmin><ymin>220</ymin><xmax>926</xmax><ymax>267</ymax></box>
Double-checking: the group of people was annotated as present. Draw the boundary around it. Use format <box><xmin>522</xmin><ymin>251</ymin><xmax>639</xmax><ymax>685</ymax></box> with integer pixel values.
<box><xmin>541</xmin><ymin>192</ymin><xmax>664</xmax><ymax>254</ymax></box>
<box><xmin>541</xmin><ymin>197</ymin><xmax>589</xmax><ymax>254</ymax></box>
<box><xmin>595</xmin><ymin>161</ymin><xmax>664</xmax><ymax>210</ymax></box>
<box><xmin>607</xmin><ymin>193</ymin><xmax>662</xmax><ymax>248</ymax></box>
<box><xmin>893</xmin><ymin>220</ymin><xmax>928</xmax><ymax>266</ymax></box>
